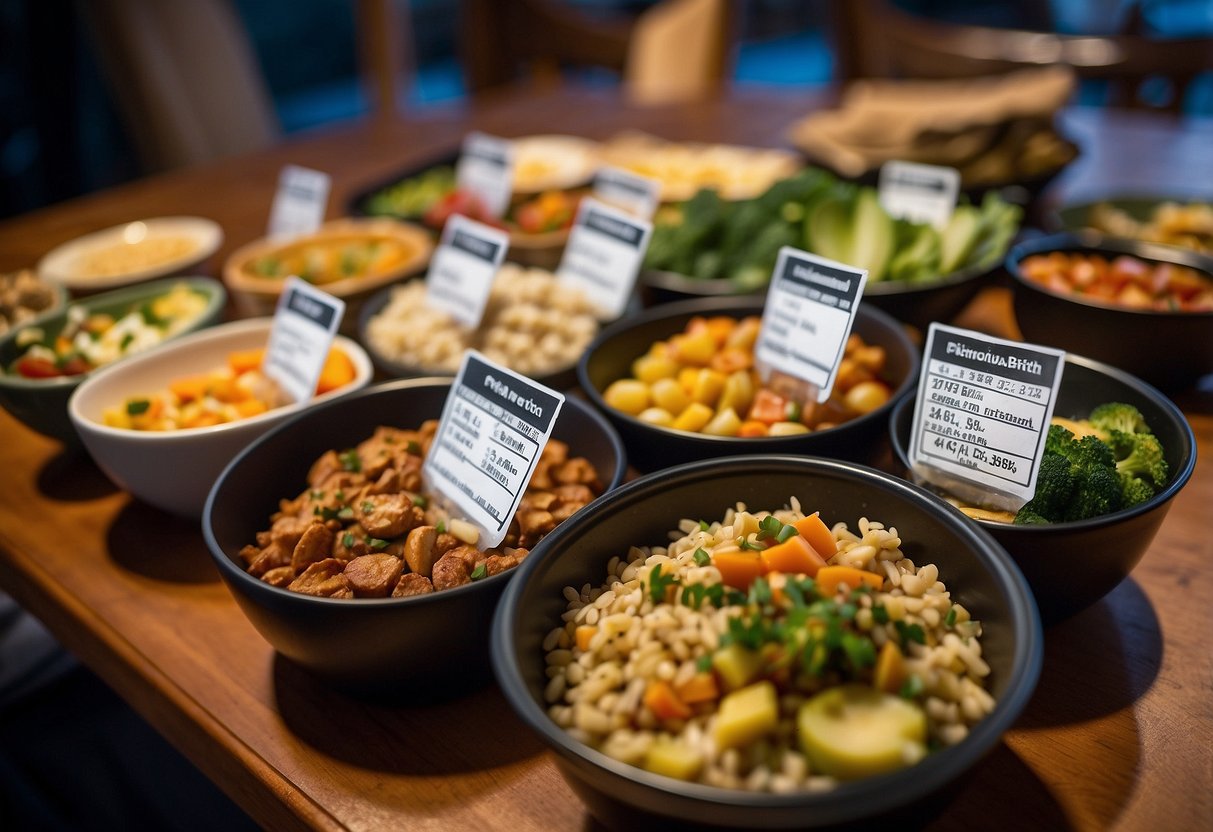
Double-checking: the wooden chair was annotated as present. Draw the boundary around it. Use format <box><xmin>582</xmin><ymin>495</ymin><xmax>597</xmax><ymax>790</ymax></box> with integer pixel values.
<box><xmin>828</xmin><ymin>0</ymin><xmax>1213</xmax><ymax>114</ymax></box>
<box><xmin>458</xmin><ymin>0</ymin><xmax>734</xmax><ymax>104</ymax></box>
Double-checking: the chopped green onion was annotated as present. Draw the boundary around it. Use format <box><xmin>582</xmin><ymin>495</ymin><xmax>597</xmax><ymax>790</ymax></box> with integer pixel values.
<box><xmin>337</xmin><ymin>507</ymin><xmax>354</xmax><ymax>520</ymax></box>
<box><xmin>341</xmin><ymin>533</ymin><xmax>356</xmax><ymax>548</ymax></box>
<box><xmin>338</xmin><ymin>449</ymin><xmax>361</xmax><ymax>473</ymax></box>
<box><xmin>692</xmin><ymin>548</ymin><xmax>711</xmax><ymax>567</ymax></box>
<box><xmin>738</xmin><ymin>537</ymin><xmax>764</xmax><ymax>552</ymax></box>
<box><xmin>413</xmin><ymin>494</ymin><xmax>428</xmax><ymax>508</ymax></box>
<box><xmin>436</xmin><ymin>520</ymin><xmax>446</xmax><ymax>534</ymax></box>
<box><xmin>361</xmin><ymin>501</ymin><xmax>375</xmax><ymax>513</ymax></box>
<box><xmin>872</xmin><ymin>604</ymin><xmax>889</xmax><ymax>624</ymax></box>
<box><xmin>407</xmin><ymin>440</ymin><xmax>422</xmax><ymax>455</ymax></box>
<box><xmin>945</xmin><ymin>606</ymin><xmax>957</xmax><ymax>627</ymax></box>
<box><xmin>695</xmin><ymin>654</ymin><xmax>713</xmax><ymax>672</ymax></box>
<box><xmin>895</xmin><ymin>620</ymin><xmax>926</xmax><ymax>648</ymax></box>
<box><xmin>368</xmin><ymin>538</ymin><xmax>389</xmax><ymax>550</ymax></box>
<box><xmin>470</xmin><ymin>562</ymin><xmax>488</xmax><ymax>581</ymax></box>
<box><xmin>125</xmin><ymin>398</ymin><xmax>151</xmax><ymax>416</ymax></box>
<box><xmin>785</xmin><ymin>401</ymin><xmax>802</xmax><ymax>422</ymax></box>
<box><xmin>776</xmin><ymin>524</ymin><xmax>798</xmax><ymax>544</ymax></box>
<box><xmin>899</xmin><ymin>674</ymin><xmax>924</xmax><ymax>700</ymax></box>
<box><xmin>648</xmin><ymin>564</ymin><xmax>679</xmax><ymax>604</ymax></box>
<box><xmin>698</xmin><ymin>519</ymin><xmax>710</xmax><ymax>532</ymax></box>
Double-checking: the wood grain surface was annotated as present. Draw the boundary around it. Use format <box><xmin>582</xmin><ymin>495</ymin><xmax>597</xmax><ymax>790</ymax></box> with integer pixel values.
<box><xmin>0</xmin><ymin>87</ymin><xmax>1210</xmax><ymax>831</ymax></box>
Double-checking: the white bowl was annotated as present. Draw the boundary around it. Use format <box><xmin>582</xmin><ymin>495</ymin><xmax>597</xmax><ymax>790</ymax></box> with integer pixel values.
<box><xmin>38</xmin><ymin>216</ymin><xmax>224</xmax><ymax>292</ymax></box>
<box><xmin>68</xmin><ymin>317</ymin><xmax>372</xmax><ymax>519</ymax></box>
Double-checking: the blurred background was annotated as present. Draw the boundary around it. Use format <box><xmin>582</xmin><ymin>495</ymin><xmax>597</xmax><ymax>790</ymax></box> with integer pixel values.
<box><xmin>1</xmin><ymin>0</ymin><xmax>1210</xmax><ymax>221</ymax></box>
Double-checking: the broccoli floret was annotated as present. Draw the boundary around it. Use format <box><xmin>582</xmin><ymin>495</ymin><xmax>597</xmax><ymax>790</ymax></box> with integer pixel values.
<box><xmin>1063</xmin><ymin>464</ymin><xmax>1123</xmax><ymax>521</ymax></box>
<box><xmin>1089</xmin><ymin>402</ymin><xmax>1149</xmax><ymax>436</ymax></box>
<box><xmin>1014</xmin><ymin>452</ymin><xmax>1074</xmax><ymax>523</ymax></box>
<box><xmin>1013</xmin><ymin>508</ymin><xmax>1052</xmax><ymax>526</ymax></box>
<box><xmin>1109</xmin><ymin>430</ymin><xmax>1168</xmax><ymax>487</ymax></box>
<box><xmin>1120</xmin><ymin>476</ymin><xmax>1157</xmax><ymax>508</ymax></box>
<box><xmin>1043</xmin><ymin>423</ymin><xmax>1076</xmax><ymax>456</ymax></box>
<box><xmin>1065</xmin><ymin>434</ymin><xmax>1117</xmax><ymax>470</ymax></box>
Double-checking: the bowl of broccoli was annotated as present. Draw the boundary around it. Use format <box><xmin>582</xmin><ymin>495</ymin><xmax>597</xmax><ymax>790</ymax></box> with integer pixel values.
<box><xmin>888</xmin><ymin>354</ymin><xmax>1197</xmax><ymax>624</ymax></box>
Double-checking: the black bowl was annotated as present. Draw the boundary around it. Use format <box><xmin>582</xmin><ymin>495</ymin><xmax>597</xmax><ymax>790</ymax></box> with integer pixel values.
<box><xmin>1008</xmin><ymin>232</ymin><xmax>1213</xmax><ymax>392</ymax></box>
<box><xmin>578</xmin><ymin>296</ymin><xmax>920</xmax><ymax>472</ymax></box>
<box><xmin>202</xmin><ymin>378</ymin><xmax>627</xmax><ymax>698</ymax></box>
<box><xmin>492</xmin><ymin>455</ymin><xmax>1042</xmax><ymax>830</ymax></box>
<box><xmin>889</xmin><ymin>354</ymin><xmax>1197</xmax><ymax>625</ymax></box>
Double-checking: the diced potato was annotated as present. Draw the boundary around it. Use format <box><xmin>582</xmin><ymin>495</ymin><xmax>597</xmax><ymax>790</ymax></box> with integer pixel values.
<box><xmin>843</xmin><ymin>380</ymin><xmax>890</xmax><ymax>414</ymax></box>
<box><xmin>448</xmin><ymin>518</ymin><xmax>480</xmax><ymax>545</ymax></box>
<box><xmin>644</xmin><ymin>739</ymin><xmax>704</xmax><ymax>781</ymax></box>
<box><xmin>873</xmin><ymin>641</ymin><xmax>905</xmax><ymax>694</ymax></box>
<box><xmin>671</xmin><ymin>402</ymin><xmax>714</xmax><ymax>432</ymax></box>
<box><xmin>768</xmin><ymin>421</ymin><xmax>810</xmax><ymax>436</ymax></box>
<box><xmin>714</xmin><ymin>680</ymin><xmax>778</xmax><ymax>750</ymax></box>
<box><xmin>638</xmin><ymin>407</ymin><xmax>674</xmax><ymax>428</ymax></box>
<box><xmin>797</xmin><ymin>684</ymin><xmax>926</xmax><ymax>779</ymax></box>
<box><xmin>717</xmin><ymin>370</ymin><xmax>754</xmax><ymax>414</ymax></box>
<box><xmin>702</xmin><ymin>407</ymin><xmax>741</xmax><ymax>437</ymax></box>
<box><xmin>604</xmin><ymin>379</ymin><xmax>650</xmax><ymax>415</ymax></box>
<box><xmin>711</xmin><ymin>643</ymin><xmax>763</xmax><ymax>691</ymax></box>
<box><xmin>650</xmin><ymin>378</ymin><xmax>691</xmax><ymax>415</ymax></box>
<box><xmin>673</xmin><ymin>331</ymin><xmax>717</xmax><ymax>366</ymax></box>
<box><xmin>677</xmin><ymin>367</ymin><xmax>700</xmax><ymax>393</ymax></box>
<box><xmin>690</xmin><ymin>368</ymin><xmax>726</xmax><ymax>406</ymax></box>
<box><xmin>632</xmin><ymin>353</ymin><xmax>680</xmax><ymax>384</ymax></box>
<box><xmin>725</xmin><ymin>317</ymin><xmax>761</xmax><ymax>352</ymax></box>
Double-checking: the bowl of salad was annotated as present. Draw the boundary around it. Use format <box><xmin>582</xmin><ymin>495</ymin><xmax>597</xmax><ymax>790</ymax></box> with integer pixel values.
<box><xmin>0</xmin><ymin>277</ymin><xmax>225</xmax><ymax>444</ymax></box>
<box><xmin>492</xmin><ymin>454</ymin><xmax>1041</xmax><ymax>829</ymax></box>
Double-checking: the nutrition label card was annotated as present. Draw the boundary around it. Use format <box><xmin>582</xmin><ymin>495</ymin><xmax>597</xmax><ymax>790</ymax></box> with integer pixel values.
<box><xmin>424</xmin><ymin>351</ymin><xmax>565</xmax><ymax>548</ymax></box>
<box><xmin>263</xmin><ymin>277</ymin><xmax>344</xmax><ymax>403</ymax></box>
<box><xmin>424</xmin><ymin>214</ymin><xmax>509</xmax><ymax>329</ymax></box>
<box><xmin>456</xmin><ymin>132</ymin><xmax>514</xmax><ymax>219</ymax></box>
<box><xmin>878</xmin><ymin>161</ymin><xmax>959</xmax><ymax>229</ymax></box>
<box><xmin>754</xmin><ymin>247</ymin><xmax>867</xmax><ymax>403</ymax></box>
<box><xmin>557</xmin><ymin>197</ymin><xmax>652</xmax><ymax>319</ymax></box>
<box><xmin>267</xmin><ymin>165</ymin><xmax>331</xmax><ymax>240</ymax></box>
<box><xmin>592</xmin><ymin>166</ymin><xmax>661</xmax><ymax>219</ymax></box>
<box><xmin>908</xmin><ymin>324</ymin><xmax>1066</xmax><ymax>511</ymax></box>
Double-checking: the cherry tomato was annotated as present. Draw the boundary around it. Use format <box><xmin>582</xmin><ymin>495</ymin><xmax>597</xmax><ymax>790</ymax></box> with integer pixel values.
<box><xmin>15</xmin><ymin>357</ymin><xmax>62</xmax><ymax>379</ymax></box>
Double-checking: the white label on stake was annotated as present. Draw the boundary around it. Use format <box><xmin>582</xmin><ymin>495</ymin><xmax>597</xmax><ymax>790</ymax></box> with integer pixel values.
<box><xmin>424</xmin><ymin>351</ymin><xmax>566</xmax><ymax>548</ymax></box>
<box><xmin>592</xmin><ymin>166</ymin><xmax>661</xmax><ymax>219</ymax></box>
<box><xmin>456</xmin><ymin>132</ymin><xmax>515</xmax><ymax>218</ymax></box>
<box><xmin>908</xmin><ymin>324</ymin><xmax>1066</xmax><ymax>513</ymax></box>
<box><xmin>424</xmin><ymin>214</ymin><xmax>509</xmax><ymax>329</ymax></box>
<box><xmin>267</xmin><ymin>165</ymin><xmax>331</xmax><ymax>240</ymax></box>
<box><xmin>557</xmin><ymin>197</ymin><xmax>652</xmax><ymax>319</ymax></box>
<box><xmin>878</xmin><ymin>161</ymin><xmax>960</xmax><ymax>229</ymax></box>
<box><xmin>754</xmin><ymin>247</ymin><xmax>868</xmax><ymax>403</ymax></box>
<box><xmin>263</xmin><ymin>277</ymin><xmax>345</xmax><ymax>404</ymax></box>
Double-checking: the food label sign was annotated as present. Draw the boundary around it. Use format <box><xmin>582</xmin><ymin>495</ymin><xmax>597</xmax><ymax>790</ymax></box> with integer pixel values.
<box><xmin>557</xmin><ymin>197</ymin><xmax>652</xmax><ymax>319</ymax></box>
<box><xmin>456</xmin><ymin>132</ymin><xmax>515</xmax><ymax>219</ymax></box>
<box><xmin>424</xmin><ymin>214</ymin><xmax>509</xmax><ymax>329</ymax></box>
<box><xmin>424</xmin><ymin>351</ymin><xmax>565</xmax><ymax>548</ymax></box>
<box><xmin>592</xmin><ymin>166</ymin><xmax>661</xmax><ymax>219</ymax></box>
<box><xmin>878</xmin><ymin>161</ymin><xmax>960</xmax><ymax>229</ymax></box>
<box><xmin>908</xmin><ymin>324</ymin><xmax>1066</xmax><ymax>512</ymax></box>
<box><xmin>263</xmin><ymin>277</ymin><xmax>345</xmax><ymax>404</ymax></box>
<box><xmin>267</xmin><ymin>165</ymin><xmax>331</xmax><ymax>240</ymax></box>
<box><xmin>754</xmin><ymin>247</ymin><xmax>867</xmax><ymax>403</ymax></box>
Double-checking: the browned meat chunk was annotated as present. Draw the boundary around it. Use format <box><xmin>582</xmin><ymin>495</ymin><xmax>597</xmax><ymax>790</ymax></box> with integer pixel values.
<box><xmin>355</xmin><ymin>495</ymin><xmax>421</xmax><ymax>539</ymax></box>
<box><xmin>443</xmin><ymin>544</ymin><xmax>486</xmax><ymax>571</ymax></box>
<box><xmin>364</xmin><ymin>467</ymin><xmax>402</xmax><ymax>495</ymax></box>
<box><xmin>552</xmin><ymin>483</ymin><xmax>595</xmax><ymax>505</ymax></box>
<box><xmin>391</xmin><ymin>572</ymin><xmax>435</xmax><ymax>597</ymax></box>
<box><xmin>261</xmin><ymin>566</ymin><xmax>296</xmax><ymax>587</ymax></box>
<box><xmin>553</xmin><ymin>457</ymin><xmax>599</xmax><ymax>486</ymax></box>
<box><xmin>288</xmin><ymin>559</ymin><xmax>350</xmax><ymax>597</ymax></box>
<box><xmin>544</xmin><ymin>439</ymin><xmax>569</xmax><ymax>463</ymax></box>
<box><xmin>403</xmin><ymin>525</ymin><xmax>438</xmax><ymax>579</ymax></box>
<box><xmin>484</xmin><ymin>553</ymin><xmax>520</xmax><ymax>576</ymax></box>
<box><xmin>344</xmin><ymin>554</ymin><xmax>404</xmax><ymax>598</ymax></box>
<box><xmin>431</xmin><ymin>552</ymin><xmax>471</xmax><ymax>590</ymax></box>
<box><xmin>290</xmin><ymin>522</ymin><xmax>335</xmax><ymax>572</ymax></box>
<box><xmin>307</xmin><ymin>450</ymin><xmax>341</xmax><ymax>486</ymax></box>
<box><xmin>434</xmin><ymin>532</ymin><xmax>461</xmax><ymax>556</ymax></box>
<box><xmin>518</xmin><ymin>510</ymin><xmax>556</xmax><ymax>548</ymax></box>
<box><xmin>269</xmin><ymin>515</ymin><xmax>311</xmax><ymax>551</ymax></box>
<box><xmin>520</xmin><ymin>491</ymin><xmax>557</xmax><ymax>511</ymax></box>
<box><xmin>332</xmin><ymin>524</ymin><xmax>370</xmax><ymax>560</ymax></box>
<box><xmin>246</xmin><ymin>542</ymin><xmax>291</xmax><ymax>577</ymax></box>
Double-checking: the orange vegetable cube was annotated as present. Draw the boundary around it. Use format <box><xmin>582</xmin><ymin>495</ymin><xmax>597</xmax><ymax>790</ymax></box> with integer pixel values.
<box><xmin>760</xmin><ymin>536</ymin><xmax>826</xmax><ymax>578</ymax></box>
<box><xmin>793</xmin><ymin>513</ymin><xmax>837</xmax><ymax>559</ymax></box>
<box><xmin>575</xmin><ymin>625</ymin><xmax>596</xmax><ymax>652</ymax></box>
<box><xmin>168</xmin><ymin>375</ymin><xmax>211</xmax><ymax>403</ymax></box>
<box><xmin>316</xmin><ymin>348</ymin><xmax>356</xmax><ymax>394</ymax></box>
<box><xmin>644</xmin><ymin>679</ymin><xmax>692</xmax><ymax>721</ymax></box>
<box><xmin>748</xmin><ymin>389</ymin><xmax>787</xmax><ymax>425</ymax></box>
<box><xmin>234</xmin><ymin>399</ymin><xmax>270</xmax><ymax>419</ymax></box>
<box><xmin>675</xmin><ymin>672</ymin><xmax>720</xmax><ymax>704</ymax></box>
<box><xmin>228</xmin><ymin>348</ymin><xmax>266</xmax><ymax>375</ymax></box>
<box><xmin>815</xmin><ymin>565</ymin><xmax>884</xmax><ymax>596</ymax></box>
<box><xmin>714</xmin><ymin>550</ymin><xmax>766</xmax><ymax>590</ymax></box>
<box><xmin>737</xmin><ymin>420</ymin><xmax>770</xmax><ymax>437</ymax></box>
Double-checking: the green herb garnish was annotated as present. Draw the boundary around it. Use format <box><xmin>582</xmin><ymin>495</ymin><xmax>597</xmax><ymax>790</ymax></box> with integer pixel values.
<box><xmin>337</xmin><ymin>507</ymin><xmax>354</xmax><ymax>520</ymax></box>
<box><xmin>361</xmin><ymin>501</ymin><xmax>375</xmax><ymax>513</ymax></box>
<box><xmin>126</xmin><ymin>398</ymin><xmax>151</xmax><ymax>416</ymax></box>
<box><xmin>895</xmin><ymin>620</ymin><xmax>926</xmax><ymax>648</ymax></box>
<box><xmin>342</xmin><ymin>533</ymin><xmax>356</xmax><ymax>548</ymax></box>
<box><xmin>470</xmin><ymin>562</ymin><xmax>488</xmax><ymax>581</ymax></box>
<box><xmin>648</xmin><ymin>563</ymin><xmax>679</xmax><ymax>604</ymax></box>
<box><xmin>738</xmin><ymin>537</ymin><xmax>764</xmax><ymax>552</ymax></box>
<box><xmin>407</xmin><ymin>440</ymin><xmax>422</xmax><ymax>455</ymax></box>
<box><xmin>413</xmin><ymin>494</ymin><xmax>428</xmax><ymax>508</ymax></box>
<box><xmin>899</xmin><ymin>674</ymin><xmax>924</xmax><ymax>700</ymax></box>
<box><xmin>945</xmin><ymin>606</ymin><xmax>957</xmax><ymax>627</ymax></box>
<box><xmin>338</xmin><ymin>449</ymin><xmax>361</xmax><ymax>472</ymax></box>
<box><xmin>436</xmin><ymin>520</ymin><xmax>446</xmax><ymax>534</ymax></box>
<box><xmin>692</xmin><ymin>548</ymin><xmax>711</xmax><ymax>567</ymax></box>
<box><xmin>698</xmin><ymin>519</ymin><xmax>710</xmax><ymax>532</ymax></box>
<box><xmin>696</xmin><ymin>654</ymin><xmax>713</xmax><ymax>672</ymax></box>
<box><xmin>367</xmin><ymin>538</ymin><xmax>389</xmax><ymax>550</ymax></box>
<box><xmin>119</xmin><ymin>332</ymin><xmax>135</xmax><ymax>351</ymax></box>
<box><xmin>872</xmin><ymin>604</ymin><xmax>889</xmax><ymax>624</ymax></box>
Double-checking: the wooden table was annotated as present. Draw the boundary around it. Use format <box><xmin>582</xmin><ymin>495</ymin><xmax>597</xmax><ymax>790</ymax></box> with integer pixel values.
<box><xmin>1</xmin><ymin>87</ymin><xmax>1210</xmax><ymax>831</ymax></box>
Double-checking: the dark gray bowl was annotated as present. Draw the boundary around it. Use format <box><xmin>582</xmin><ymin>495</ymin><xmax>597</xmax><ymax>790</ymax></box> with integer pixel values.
<box><xmin>492</xmin><ymin>455</ymin><xmax>1042</xmax><ymax>830</ymax></box>
<box><xmin>889</xmin><ymin>354</ymin><xmax>1197</xmax><ymax>625</ymax></box>
<box><xmin>203</xmin><ymin>378</ymin><xmax>626</xmax><ymax>698</ymax></box>
<box><xmin>1008</xmin><ymin>232</ymin><xmax>1213</xmax><ymax>392</ymax></box>
<box><xmin>578</xmin><ymin>296</ymin><xmax>920</xmax><ymax>472</ymax></box>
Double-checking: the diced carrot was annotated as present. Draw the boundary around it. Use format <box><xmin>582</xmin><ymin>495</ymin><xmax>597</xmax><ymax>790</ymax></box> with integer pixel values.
<box><xmin>575</xmin><ymin>625</ymin><xmax>596</xmax><ymax>652</ymax></box>
<box><xmin>793</xmin><ymin>513</ymin><xmax>837</xmax><ymax>558</ymax></box>
<box><xmin>748</xmin><ymin>389</ymin><xmax>787</xmax><ymax>425</ymax></box>
<box><xmin>714</xmin><ymin>550</ymin><xmax>766</xmax><ymax>590</ymax></box>
<box><xmin>709</xmin><ymin>347</ymin><xmax>752</xmax><ymax>374</ymax></box>
<box><xmin>675</xmin><ymin>672</ymin><xmax>719</xmax><ymax>704</ymax></box>
<box><xmin>234</xmin><ymin>399</ymin><xmax>269</xmax><ymax>419</ymax></box>
<box><xmin>703</xmin><ymin>316</ymin><xmax>737</xmax><ymax>345</ymax></box>
<box><xmin>760</xmin><ymin>536</ymin><xmax>826</xmax><ymax>577</ymax></box>
<box><xmin>737</xmin><ymin>420</ymin><xmax>770</xmax><ymax>438</ymax></box>
<box><xmin>228</xmin><ymin>348</ymin><xmax>265</xmax><ymax>375</ymax></box>
<box><xmin>207</xmin><ymin>376</ymin><xmax>242</xmax><ymax>402</ymax></box>
<box><xmin>815</xmin><ymin>565</ymin><xmax>884</xmax><ymax>596</ymax></box>
<box><xmin>644</xmin><ymin>679</ymin><xmax>692</xmax><ymax>720</ymax></box>
<box><xmin>169</xmin><ymin>375</ymin><xmax>211</xmax><ymax>403</ymax></box>
<box><xmin>316</xmin><ymin>348</ymin><xmax>355</xmax><ymax>394</ymax></box>
<box><xmin>874</xmin><ymin>640</ymin><xmax>906</xmax><ymax>694</ymax></box>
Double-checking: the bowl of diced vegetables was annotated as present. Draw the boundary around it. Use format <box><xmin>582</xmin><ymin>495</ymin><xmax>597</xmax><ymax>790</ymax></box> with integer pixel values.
<box><xmin>0</xmin><ymin>277</ymin><xmax>226</xmax><ymax>444</ymax></box>
<box><xmin>640</xmin><ymin>170</ymin><xmax>1021</xmax><ymax>332</ymax></box>
<box><xmin>889</xmin><ymin>353</ymin><xmax>1197</xmax><ymax>624</ymax></box>
<box><xmin>578</xmin><ymin>295</ymin><xmax>919</xmax><ymax>472</ymax></box>
<box><xmin>1008</xmin><ymin>232</ymin><xmax>1213</xmax><ymax>391</ymax></box>
<box><xmin>491</xmin><ymin>454</ymin><xmax>1041</xmax><ymax>829</ymax></box>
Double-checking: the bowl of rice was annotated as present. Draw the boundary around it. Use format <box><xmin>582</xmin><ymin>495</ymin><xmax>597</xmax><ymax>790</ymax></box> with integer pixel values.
<box><xmin>492</xmin><ymin>455</ymin><xmax>1041</xmax><ymax>829</ymax></box>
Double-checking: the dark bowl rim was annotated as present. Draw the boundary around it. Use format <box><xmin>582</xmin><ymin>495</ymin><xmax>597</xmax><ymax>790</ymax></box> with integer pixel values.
<box><xmin>491</xmin><ymin>454</ymin><xmax>1043</xmax><ymax>814</ymax></box>
<box><xmin>354</xmin><ymin>277</ymin><xmax>588</xmax><ymax>388</ymax></box>
<box><xmin>1045</xmin><ymin>193</ymin><xmax>1213</xmax><ymax>234</ymax></box>
<box><xmin>1006</xmin><ymin>231</ymin><xmax>1213</xmax><ymax>319</ymax></box>
<box><xmin>576</xmin><ymin>295</ymin><xmax>920</xmax><ymax>448</ymax></box>
<box><xmin>0</xmin><ymin>275</ymin><xmax>227</xmax><ymax>391</ymax></box>
<box><xmin>887</xmin><ymin>352</ymin><xmax>1199</xmax><ymax>533</ymax></box>
<box><xmin>202</xmin><ymin>376</ymin><xmax>629</xmax><ymax>610</ymax></box>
